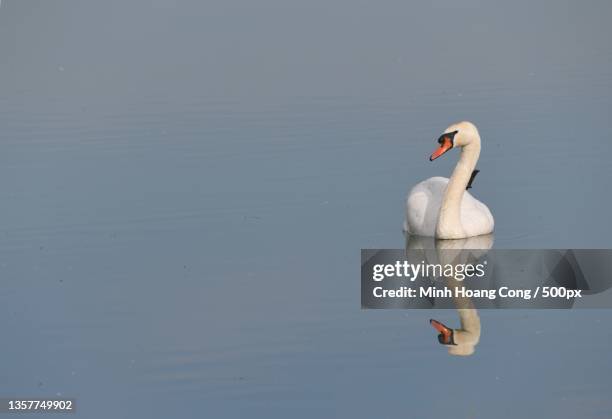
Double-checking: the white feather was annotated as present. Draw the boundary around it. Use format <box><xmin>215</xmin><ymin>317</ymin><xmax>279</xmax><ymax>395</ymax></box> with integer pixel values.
<box><xmin>404</xmin><ymin>176</ymin><xmax>494</xmax><ymax>237</ymax></box>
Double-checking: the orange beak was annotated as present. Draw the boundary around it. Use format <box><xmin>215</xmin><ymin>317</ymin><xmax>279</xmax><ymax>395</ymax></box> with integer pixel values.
<box><xmin>430</xmin><ymin>319</ymin><xmax>454</xmax><ymax>345</ymax></box>
<box><xmin>430</xmin><ymin>137</ymin><xmax>453</xmax><ymax>161</ymax></box>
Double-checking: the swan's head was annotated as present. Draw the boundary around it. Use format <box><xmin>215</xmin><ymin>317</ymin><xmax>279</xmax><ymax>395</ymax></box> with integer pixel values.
<box><xmin>430</xmin><ymin>121</ymin><xmax>481</xmax><ymax>161</ymax></box>
<box><xmin>430</xmin><ymin>318</ymin><xmax>480</xmax><ymax>357</ymax></box>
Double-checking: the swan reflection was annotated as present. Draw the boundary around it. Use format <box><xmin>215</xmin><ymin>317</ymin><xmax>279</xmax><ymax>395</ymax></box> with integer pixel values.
<box><xmin>405</xmin><ymin>233</ymin><xmax>494</xmax><ymax>356</ymax></box>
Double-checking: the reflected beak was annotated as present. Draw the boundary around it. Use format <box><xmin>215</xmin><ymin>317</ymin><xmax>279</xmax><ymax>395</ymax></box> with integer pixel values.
<box><xmin>429</xmin><ymin>137</ymin><xmax>453</xmax><ymax>161</ymax></box>
<box><xmin>430</xmin><ymin>319</ymin><xmax>456</xmax><ymax>345</ymax></box>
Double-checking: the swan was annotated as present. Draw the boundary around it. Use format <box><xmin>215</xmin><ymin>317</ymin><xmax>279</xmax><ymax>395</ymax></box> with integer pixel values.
<box><xmin>404</xmin><ymin>121</ymin><xmax>494</xmax><ymax>239</ymax></box>
<box><xmin>429</xmin><ymin>235</ymin><xmax>492</xmax><ymax>356</ymax></box>
<box><xmin>406</xmin><ymin>234</ymin><xmax>494</xmax><ymax>356</ymax></box>
<box><xmin>430</xmin><ymin>312</ymin><xmax>480</xmax><ymax>357</ymax></box>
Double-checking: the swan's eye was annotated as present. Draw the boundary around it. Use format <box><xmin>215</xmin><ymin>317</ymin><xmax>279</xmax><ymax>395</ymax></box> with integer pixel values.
<box><xmin>437</xmin><ymin>130</ymin><xmax>458</xmax><ymax>145</ymax></box>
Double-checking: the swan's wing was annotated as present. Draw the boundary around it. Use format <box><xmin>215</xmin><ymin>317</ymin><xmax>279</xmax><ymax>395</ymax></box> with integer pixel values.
<box><xmin>460</xmin><ymin>191</ymin><xmax>494</xmax><ymax>236</ymax></box>
<box><xmin>405</xmin><ymin>177</ymin><xmax>447</xmax><ymax>236</ymax></box>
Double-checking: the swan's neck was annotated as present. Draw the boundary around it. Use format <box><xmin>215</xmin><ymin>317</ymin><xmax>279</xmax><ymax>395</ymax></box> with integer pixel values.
<box><xmin>436</xmin><ymin>142</ymin><xmax>480</xmax><ymax>239</ymax></box>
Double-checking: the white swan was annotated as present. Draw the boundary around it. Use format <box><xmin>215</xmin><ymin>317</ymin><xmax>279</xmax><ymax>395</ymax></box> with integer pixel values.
<box><xmin>406</xmin><ymin>234</ymin><xmax>494</xmax><ymax>356</ymax></box>
<box><xmin>404</xmin><ymin>121</ymin><xmax>494</xmax><ymax>239</ymax></box>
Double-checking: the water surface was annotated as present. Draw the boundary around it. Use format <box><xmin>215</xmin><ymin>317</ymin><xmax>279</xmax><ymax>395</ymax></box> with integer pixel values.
<box><xmin>1</xmin><ymin>1</ymin><xmax>612</xmax><ymax>418</ymax></box>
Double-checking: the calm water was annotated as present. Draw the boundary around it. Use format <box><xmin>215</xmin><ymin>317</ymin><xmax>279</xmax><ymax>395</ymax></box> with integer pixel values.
<box><xmin>1</xmin><ymin>1</ymin><xmax>612</xmax><ymax>418</ymax></box>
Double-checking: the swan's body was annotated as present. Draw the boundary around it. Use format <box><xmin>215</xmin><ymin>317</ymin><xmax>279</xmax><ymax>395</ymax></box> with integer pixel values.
<box><xmin>404</xmin><ymin>177</ymin><xmax>494</xmax><ymax>238</ymax></box>
<box><xmin>404</xmin><ymin>121</ymin><xmax>494</xmax><ymax>239</ymax></box>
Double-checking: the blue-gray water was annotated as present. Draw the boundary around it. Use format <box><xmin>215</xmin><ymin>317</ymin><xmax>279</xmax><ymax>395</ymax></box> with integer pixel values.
<box><xmin>1</xmin><ymin>1</ymin><xmax>612</xmax><ymax>418</ymax></box>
